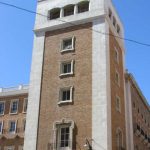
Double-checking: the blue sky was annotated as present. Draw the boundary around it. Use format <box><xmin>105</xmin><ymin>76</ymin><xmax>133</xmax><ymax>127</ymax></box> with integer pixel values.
<box><xmin>0</xmin><ymin>0</ymin><xmax>149</xmax><ymax>102</ymax></box>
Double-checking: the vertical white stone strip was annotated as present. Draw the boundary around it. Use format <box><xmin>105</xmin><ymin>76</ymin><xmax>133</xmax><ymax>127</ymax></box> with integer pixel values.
<box><xmin>24</xmin><ymin>31</ymin><xmax>45</xmax><ymax>150</ymax></box>
<box><xmin>125</xmin><ymin>80</ymin><xmax>134</xmax><ymax>150</ymax></box>
<box><xmin>92</xmin><ymin>18</ymin><xmax>110</xmax><ymax>150</ymax></box>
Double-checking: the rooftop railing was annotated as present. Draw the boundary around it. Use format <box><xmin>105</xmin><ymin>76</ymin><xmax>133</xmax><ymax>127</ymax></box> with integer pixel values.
<box><xmin>0</xmin><ymin>85</ymin><xmax>28</xmax><ymax>93</ymax></box>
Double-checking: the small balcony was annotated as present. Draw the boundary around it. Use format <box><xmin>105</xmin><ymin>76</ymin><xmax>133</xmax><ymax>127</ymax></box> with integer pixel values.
<box><xmin>0</xmin><ymin>128</ymin><xmax>25</xmax><ymax>139</ymax></box>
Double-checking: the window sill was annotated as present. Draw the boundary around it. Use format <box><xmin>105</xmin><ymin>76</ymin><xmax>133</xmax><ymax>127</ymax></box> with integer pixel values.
<box><xmin>0</xmin><ymin>113</ymin><xmax>4</xmax><ymax>116</ymax></box>
<box><xmin>59</xmin><ymin>73</ymin><xmax>73</xmax><ymax>77</ymax></box>
<box><xmin>60</xmin><ymin>48</ymin><xmax>74</xmax><ymax>53</ymax></box>
<box><xmin>58</xmin><ymin>100</ymin><xmax>73</xmax><ymax>105</ymax></box>
<box><xmin>22</xmin><ymin>111</ymin><xmax>27</xmax><ymax>114</ymax></box>
<box><xmin>9</xmin><ymin>112</ymin><xmax>18</xmax><ymax>115</ymax></box>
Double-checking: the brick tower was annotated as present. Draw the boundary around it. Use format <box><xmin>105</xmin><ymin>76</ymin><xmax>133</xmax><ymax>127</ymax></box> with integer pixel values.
<box><xmin>24</xmin><ymin>0</ymin><xmax>126</xmax><ymax>150</ymax></box>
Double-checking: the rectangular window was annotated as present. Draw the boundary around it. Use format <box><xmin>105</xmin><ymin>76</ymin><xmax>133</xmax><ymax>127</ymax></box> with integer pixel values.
<box><xmin>115</xmin><ymin>71</ymin><xmax>120</xmax><ymax>86</ymax></box>
<box><xmin>60</xmin><ymin>60</ymin><xmax>74</xmax><ymax>76</ymax></box>
<box><xmin>23</xmin><ymin>119</ymin><xmax>26</xmax><ymax>132</ymax></box>
<box><xmin>0</xmin><ymin>101</ymin><xmax>5</xmax><ymax>115</ymax></box>
<box><xmin>59</xmin><ymin>87</ymin><xmax>73</xmax><ymax>104</ymax></box>
<box><xmin>0</xmin><ymin>121</ymin><xmax>3</xmax><ymax>134</ymax></box>
<box><xmin>116</xmin><ymin>96</ymin><xmax>121</xmax><ymax>112</ymax></box>
<box><xmin>23</xmin><ymin>98</ymin><xmax>28</xmax><ymax>113</ymax></box>
<box><xmin>10</xmin><ymin>100</ymin><xmax>19</xmax><ymax>114</ymax></box>
<box><xmin>9</xmin><ymin>121</ymin><xmax>17</xmax><ymax>134</ymax></box>
<box><xmin>114</xmin><ymin>47</ymin><xmax>119</xmax><ymax>63</ymax></box>
<box><xmin>60</xmin><ymin>127</ymin><xmax>70</xmax><ymax>147</ymax></box>
<box><xmin>113</xmin><ymin>16</ymin><xmax>116</xmax><ymax>27</ymax></box>
<box><xmin>61</xmin><ymin>37</ymin><xmax>74</xmax><ymax>52</ymax></box>
<box><xmin>56</xmin><ymin>124</ymin><xmax>72</xmax><ymax>149</ymax></box>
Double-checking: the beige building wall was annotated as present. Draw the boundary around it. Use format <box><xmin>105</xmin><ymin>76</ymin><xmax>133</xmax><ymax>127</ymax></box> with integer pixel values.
<box><xmin>37</xmin><ymin>23</ymin><xmax>92</xmax><ymax>150</ymax></box>
<box><xmin>109</xmin><ymin>29</ymin><xmax>126</xmax><ymax>150</ymax></box>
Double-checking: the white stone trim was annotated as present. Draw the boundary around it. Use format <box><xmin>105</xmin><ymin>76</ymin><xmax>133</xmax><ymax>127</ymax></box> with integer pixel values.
<box><xmin>0</xmin><ymin>120</ymin><xmax>3</xmax><ymax>134</ymax></box>
<box><xmin>58</xmin><ymin>86</ymin><xmax>73</xmax><ymax>105</ymax></box>
<box><xmin>24</xmin><ymin>31</ymin><xmax>45</xmax><ymax>150</ymax></box>
<box><xmin>125</xmin><ymin>80</ymin><xmax>134</xmax><ymax>150</ymax></box>
<box><xmin>92</xmin><ymin>18</ymin><xmax>111</xmax><ymax>150</ymax></box>
<box><xmin>9</xmin><ymin>99</ymin><xmax>19</xmax><ymax>115</ymax></box>
<box><xmin>53</xmin><ymin>119</ymin><xmax>75</xmax><ymax>150</ymax></box>
<box><xmin>0</xmin><ymin>101</ymin><xmax>5</xmax><ymax>116</ymax></box>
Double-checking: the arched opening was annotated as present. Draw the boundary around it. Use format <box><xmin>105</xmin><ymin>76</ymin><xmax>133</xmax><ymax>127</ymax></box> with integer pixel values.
<box><xmin>78</xmin><ymin>1</ymin><xmax>89</xmax><ymax>13</ymax></box>
<box><xmin>49</xmin><ymin>8</ymin><xmax>60</xmax><ymax>20</ymax></box>
<box><xmin>64</xmin><ymin>5</ymin><xmax>74</xmax><ymax>17</ymax></box>
<box><xmin>116</xmin><ymin>128</ymin><xmax>123</xmax><ymax>150</ymax></box>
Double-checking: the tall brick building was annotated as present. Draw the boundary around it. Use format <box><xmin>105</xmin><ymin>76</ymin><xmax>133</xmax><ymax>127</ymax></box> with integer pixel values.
<box><xmin>24</xmin><ymin>0</ymin><xmax>127</xmax><ymax>150</ymax></box>
<box><xmin>0</xmin><ymin>0</ymin><xmax>149</xmax><ymax>150</ymax></box>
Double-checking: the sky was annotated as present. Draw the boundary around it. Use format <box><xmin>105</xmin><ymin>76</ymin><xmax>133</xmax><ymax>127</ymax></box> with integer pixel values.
<box><xmin>0</xmin><ymin>0</ymin><xmax>149</xmax><ymax>102</ymax></box>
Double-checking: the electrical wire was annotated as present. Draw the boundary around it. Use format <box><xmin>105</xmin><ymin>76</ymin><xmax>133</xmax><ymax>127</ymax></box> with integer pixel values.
<box><xmin>0</xmin><ymin>1</ymin><xmax>150</xmax><ymax>47</ymax></box>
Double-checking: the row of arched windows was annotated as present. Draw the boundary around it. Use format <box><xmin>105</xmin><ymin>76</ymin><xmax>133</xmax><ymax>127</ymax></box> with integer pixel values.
<box><xmin>48</xmin><ymin>1</ymin><xmax>90</xmax><ymax>20</ymax></box>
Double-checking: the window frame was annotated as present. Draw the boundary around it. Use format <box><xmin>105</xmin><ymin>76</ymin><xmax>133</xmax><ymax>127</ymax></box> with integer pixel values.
<box><xmin>58</xmin><ymin>86</ymin><xmax>73</xmax><ymax>105</ymax></box>
<box><xmin>60</xmin><ymin>60</ymin><xmax>74</xmax><ymax>77</ymax></box>
<box><xmin>78</xmin><ymin>1</ymin><xmax>90</xmax><ymax>13</ymax></box>
<box><xmin>114</xmin><ymin>47</ymin><xmax>119</xmax><ymax>64</ymax></box>
<box><xmin>60</xmin><ymin>37</ymin><xmax>75</xmax><ymax>52</ymax></box>
<box><xmin>0</xmin><ymin>101</ymin><xmax>5</xmax><ymax>116</ymax></box>
<box><xmin>8</xmin><ymin>120</ymin><xmax>17</xmax><ymax>134</ymax></box>
<box><xmin>63</xmin><ymin>5</ymin><xmax>75</xmax><ymax>17</ymax></box>
<box><xmin>116</xmin><ymin>95</ymin><xmax>121</xmax><ymax>113</ymax></box>
<box><xmin>53</xmin><ymin>119</ymin><xmax>74</xmax><ymax>150</ymax></box>
<box><xmin>49</xmin><ymin>8</ymin><xmax>61</xmax><ymax>20</ymax></box>
<box><xmin>23</xmin><ymin>98</ymin><xmax>28</xmax><ymax>113</ymax></box>
<box><xmin>0</xmin><ymin>121</ymin><xmax>3</xmax><ymax>134</ymax></box>
<box><xmin>116</xmin><ymin>128</ymin><xmax>124</xmax><ymax>150</ymax></box>
<box><xmin>115</xmin><ymin>70</ymin><xmax>120</xmax><ymax>86</ymax></box>
<box><xmin>9</xmin><ymin>99</ymin><xmax>19</xmax><ymax>115</ymax></box>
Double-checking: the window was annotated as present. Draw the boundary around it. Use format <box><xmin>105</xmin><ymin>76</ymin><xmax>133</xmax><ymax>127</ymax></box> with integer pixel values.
<box><xmin>9</xmin><ymin>121</ymin><xmax>17</xmax><ymax>134</ymax></box>
<box><xmin>64</xmin><ymin>5</ymin><xmax>74</xmax><ymax>17</ymax></box>
<box><xmin>115</xmin><ymin>71</ymin><xmax>120</xmax><ymax>86</ymax></box>
<box><xmin>117</xmin><ymin>25</ymin><xmax>120</xmax><ymax>34</ymax></box>
<box><xmin>10</xmin><ymin>100</ymin><xmax>19</xmax><ymax>114</ymax></box>
<box><xmin>60</xmin><ymin>60</ymin><xmax>74</xmax><ymax>76</ymax></box>
<box><xmin>113</xmin><ymin>16</ymin><xmax>116</xmax><ymax>27</ymax></box>
<box><xmin>53</xmin><ymin>119</ymin><xmax>74</xmax><ymax>150</ymax></box>
<box><xmin>116</xmin><ymin>96</ymin><xmax>121</xmax><ymax>112</ymax></box>
<box><xmin>0</xmin><ymin>101</ymin><xmax>5</xmax><ymax>115</ymax></box>
<box><xmin>114</xmin><ymin>47</ymin><xmax>119</xmax><ymax>63</ymax></box>
<box><xmin>49</xmin><ymin>8</ymin><xmax>60</xmax><ymax>20</ymax></box>
<box><xmin>59</xmin><ymin>87</ymin><xmax>73</xmax><ymax>104</ymax></box>
<box><xmin>23</xmin><ymin>98</ymin><xmax>28</xmax><ymax>113</ymax></box>
<box><xmin>23</xmin><ymin>119</ymin><xmax>26</xmax><ymax>132</ymax></box>
<box><xmin>116</xmin><ymin>128</ymin><xmax>123</xmax><ymax>150</ymax></box>
<box><xmin>108</xmin><ymin>9</ymin><xmax>112</xmax><ymax>19</ymax></box>
<box><xmin>0</xmin><ymin>121</ymin><xmax>3</xmax><ymax>134</ymax></box>
<box><xmin>61</xmin><ymin>37</ymin><xmax>75</xmax><ymax>52</ymax></box>
<box><xmin>78</xmin><ymin>1</ymin><xmax>89</xmax><ymax>13</ymax></box>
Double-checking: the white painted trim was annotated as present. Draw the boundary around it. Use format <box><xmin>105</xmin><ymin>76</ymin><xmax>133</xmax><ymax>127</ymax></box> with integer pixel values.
<box><xmin>24</xmin><ymin>31</ymin><xmax>45</xmax><ymax>150</ymax></box>
<box><xmin>9</xmin><ymin>99</ymin><xmax>19</xmax><ymax>115</ymax></box>
<box><xmin>0</xmin><ymin>101</ymin><xmax>5</xmax><ymax>116</ymax></box>
<box><xmin>0</xmin><ymin>120</ymin><xmax>3</xmax><ymax>134</ymax></box>
<box><xmin>125</xmin><ymin>80</ymin><xmax>134</xmax><ymax>150</ymax></box>
<box><xmin>92</xmin><ymin>18</ymin><xmax>110</xmax><ymax>150</ymax></box>
<box><xmin>58</xmin><ymin>86</ymin><xmax>73</xmax><ymax>105</ymax></box>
